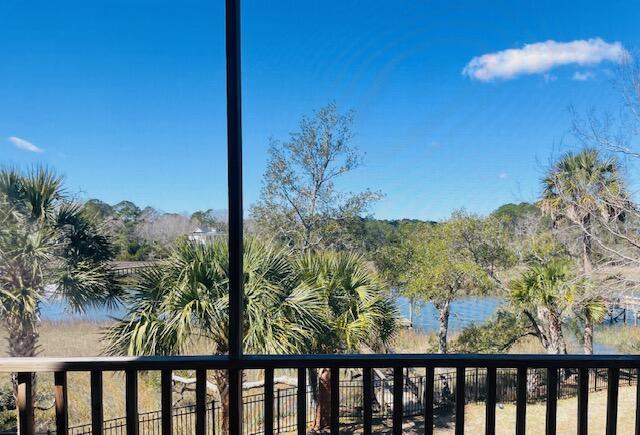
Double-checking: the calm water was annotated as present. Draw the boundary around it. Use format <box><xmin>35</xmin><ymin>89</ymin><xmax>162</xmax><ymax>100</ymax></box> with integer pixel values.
<box><xmin>39</xmin><ymin>296</ymin><xmax>621</xmax><ymax>353</ymax></box>
<box><xmin>40</xmin><ymin>300</ymin><xmax>124</xmax><ymax>322</ymax></box>
<box><xmin>41</xmin><ymin>296</ymin><xmax>505</xmax><ymax>326</ymax></box>
<box><xmin>396</xmin><ymin>296</ymin><xmax>504</xmax><ymax>332</ymax></box>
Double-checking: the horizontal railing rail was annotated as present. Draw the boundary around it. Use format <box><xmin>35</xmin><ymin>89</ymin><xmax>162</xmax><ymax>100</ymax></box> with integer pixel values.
<box><xmin>2</xmin><ymin>354</ymin><xmax>640</xmax><ymax>435</ymax></box>
<box><xmin>3</xmin><ymin>353</ymin><xmax>640</xmax><ymax>372</ymax></box>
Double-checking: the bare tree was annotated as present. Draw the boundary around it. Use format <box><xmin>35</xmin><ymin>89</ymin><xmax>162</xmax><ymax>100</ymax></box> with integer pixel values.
<box><xmin>250</xmin><ymin>102</ymin><xmax>381</xmax><ymax>251</ymax></box>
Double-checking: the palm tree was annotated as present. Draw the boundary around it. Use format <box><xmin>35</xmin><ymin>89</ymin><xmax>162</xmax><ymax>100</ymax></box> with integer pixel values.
<box><xmin>296</xmin><ymin>251</ymin><xmax>398</xmax><ymax>430</ymax></box>
<box><xmin>104</xmin><ymin>238</ymin><xmax>327</xmax><ymax>431</ymax></box>
<box><xmin>509</xmin><ymin>259</ymin><xmax>576</xmax><ymax>355</ymax></box>
<box><xmin>0</xmin><ymin>168</ymin><xmax>117</xmax><ymax>416</ymax></box>
<box><xmin>0</xmin><ymin>168</ymin><xmax>118</xmax><ymax>354</ymax></box>
<box><xmin>541</xmin><ymin>148</ymin><xmax>627</xmax><ymax>353</ymax></box>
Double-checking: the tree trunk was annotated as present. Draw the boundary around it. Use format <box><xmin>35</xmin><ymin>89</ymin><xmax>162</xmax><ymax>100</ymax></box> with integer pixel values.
<box><xmin>547</xmin><ymin>310</ymin><xmax>567</xmax><ymax>355</ymax></box>
<box><xmin>583</xmin><ymin>318</ymin><xmax>594</xmax><ymax>355</ymax></box>
<box><xmin>409</xmin><ymin>297</ymin><xmax>415</xmax><ymax>328</ymax></box>
<box><xmin>581</xmin><ymin>215</ymin><xmax>594</xmax><ymax>355</ymax></box>
<box><xmin>582</xmin><ymin>215</ymin><xmax>593</xmax><ymax>274</ymax></box>
<box><xmin>436</xmin><ymin>301</ymin><xmax>451</xmax><ymax>354</ymax></box>
<box><xmin>211</xmin><ymin>370</ymin><xmax>229</xmax><ymax>433</ymax></box>
<box><xmin>313</xmin><ymin>368</ymin><xmax>332</xmax><ymax>430</ymax></box>
<box><xmin>5</xmin><ymin>315</ymin><xmax>39</xmax><ymax>421</ymax></box>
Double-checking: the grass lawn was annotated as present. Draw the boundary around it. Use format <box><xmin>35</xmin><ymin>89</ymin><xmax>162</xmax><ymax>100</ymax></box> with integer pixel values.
<box><xmin>385</xmin><ymin>385</ymin><xmax>637</xmax><ymax>434</ymax></box>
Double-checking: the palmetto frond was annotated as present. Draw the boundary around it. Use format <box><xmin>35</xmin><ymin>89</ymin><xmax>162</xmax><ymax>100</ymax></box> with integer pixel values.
<box><xmin>0</xmin><ymin>167</ymin><xmax>116</xmax><ymax>357</ymax></box>
<box><xmin>105</xmin><ymin>238</ymin><xmax>327</xmax><ymax>357</ymax></box>
<box><xmin>297</xmin><ymin>251</ymin><xmax>398</xmax><ymax>353</ymax></box>
<box><xmin>540</xmin><ymin>148</ymin><xmax>626</xmax><ymax>224</ymax></box>
<box><xmin>509</xmin><ymin>258</ymin><xmax>575</xmax><ymax>311</ymax></box>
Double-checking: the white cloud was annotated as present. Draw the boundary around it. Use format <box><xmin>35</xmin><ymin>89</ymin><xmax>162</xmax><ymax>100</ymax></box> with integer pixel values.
<box><xmin>572</xmin><ymin>71</ymin><xmax>595</xmax><ymax>81</ymax></box>
<box><xmin>8</xmin><ymin>136</ymin><xmax>43</xmax><ymax>153</ymax></box>
<box><xmin>463</xmin><ymin>38</ymin><xmax>627</xmax><ymax>81</ymax></box>
<box><xmin>498</xmin><ymin>172</ymin><xmax>509</xmax><ymax>179</ymax></box>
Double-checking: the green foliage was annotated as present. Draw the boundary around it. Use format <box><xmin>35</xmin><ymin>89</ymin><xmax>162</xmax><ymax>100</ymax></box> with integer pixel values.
<box><xmin>296</xmin><ymin>251</ymin><xmax>398</xmax><ymax>353</ymax></box>
<box><xmin>0</xmin><ymin>167</ymin><xmax>118</xmax><ymax>359</ymax></box>
<box><xmin>0</xmin><ymin>382</ymin><xmax>16</xmax><ymax>431</ymax></box>
<box><xmin>509</xmin><ymin>258</ymin><xmax>576</xmax><ymax>309</ymax></box>
<box><xmin>454</xmin><ymin>310</ymin><xmax>533</xmax><ymax>353</ymax></box>
<box><xmin>105</xmin><ymin>238</ymin><xmax>329</xmax><ymax>356</ymax></box>
<box><xmin>492</xmin><ymin>202</ymin><xmax>541</xmax><ymax>225</ymax></box>
<box><xmin>382</xmin><ymin>212</ymin><xmax>511</xmax><ymax>304</ymax></box>
<box><xmin>250</xmin><ymin>102</ymin><xmax>381</xmax><ymax>251</ymax></box>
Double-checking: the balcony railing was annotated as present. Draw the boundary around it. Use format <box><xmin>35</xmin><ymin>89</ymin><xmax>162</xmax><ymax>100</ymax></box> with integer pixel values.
<box><xmin>2</xmin><ymin>353</ymin><xmax>640</xmax><ymax>435</ymax></box>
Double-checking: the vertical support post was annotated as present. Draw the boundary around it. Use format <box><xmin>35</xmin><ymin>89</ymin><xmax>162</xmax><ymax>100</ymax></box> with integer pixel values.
<box><xmin>330</xmin><ymin>367</ymin><xmax>339</xmax><ymax>435</ymax></box>
<box><xmin>455</xmin><ymin>367</ymin><xmax>465</xmax><ymax>435</ymax></box>
<box><xmin>161</xmin><ymin>369</ymin><xmax>173</xmax><ymax>435</ymax></box>
<box><xmin>54</xmin><ymin>371</ymin><xmax>68</xmax><ymax>435</ymax></box>
<box><xmin>393</xmin><ymin>367</ymin><xmax>403</xmax><ymax>435</ymax></box>
<box><xmin>126</xmin><ymin>369</ymin><xmax>139</xmax><ymax>435</ymax></box>
<box><xmin>276</xmin><ymin>388</ymin><xmax>281</xmax><ymax>433</ymax></box>
<box><xmin>196</xmin><ymin>369</ymin><xmax>207</xmax><ymax>435</ymax></box>
<box><xmin>90</xmin><ymin>370</ymin><xmax>103</xmax><ymax>435</ymax></box>
<box><xmin>546</xmin><ymin>368</ymin><xmax>558</xmax><ymax>435</ymax></box>
<box><xmin>578</xmin><ymin>368</ymin><xmax>589</xmax><ymax>435</ymax></box>
<box><xmin>363</xmin><ymin>367</ymin><xmax>373</xmax><ymax>435</ymax></box>
<box><xmin>606</xmin><ymin>368</ymin><xmax>619</xmax><ymax>435</ymax></box>
<box><xmin>636</xmin><ymin>368</ymin><xmax>640</xmax><ymax>435</ymax></box>
<box><xmin>516</xmin><ymin>367</ymin><xmax>527</xmax><ymax>435</ymax></box>
<box><xmin>17</xmin><ymin>372</ymin><xmax>34</xmax><ymax>435</ymax></box>
<box><xmin>297</xmin><ymin>368</ymin><xmax>307</xmax><ymax>435</ymax></box>
<box><xmin>485</xmin><ymin>367</ymin><xmax>496</xmax><ymax>435</ymax></box>
<box><xmin>424</xmin><ymin>367</ymin><xmax>434</xmax><ymax>435</ymax></box>
<box><xmin>226</xmin><ymin>0</ymin><xmax>244</xmax><ymax>433</ymax></box>
<box><xmin>264</xmin><ymin>368</ymin><xmax>274</xmax><ymax>435</ymax></box>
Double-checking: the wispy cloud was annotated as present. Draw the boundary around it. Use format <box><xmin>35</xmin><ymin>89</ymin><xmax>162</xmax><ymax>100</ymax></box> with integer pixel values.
<box><xmin>463</xmin><ymin>38</ymin><xmax>627</xmax><ymax>81</ymax></box>
<box><xmin>572</xmin><ymin>71</ymin><xmax>596</xmax><ymax>81</ymax></box>
<box><xmin>498</xmin><ymin>172</ymin><xmax>509</xmax><ymax>179</ymax></box>
<box><xmin>8</xmin><ymin>136</ymin><xmax>43</xmax><ymax>153</ymax></box>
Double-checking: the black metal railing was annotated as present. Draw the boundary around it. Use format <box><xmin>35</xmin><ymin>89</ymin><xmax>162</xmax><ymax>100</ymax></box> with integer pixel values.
<box><xmin>2</xmin><ymin>354</ymin><xmax>640</xmax><ymax>434</ymax></box>
<box><xmin>33</xmin><ymin>367</ymin><xmax>633</xmax><ymax>435</ymax></box>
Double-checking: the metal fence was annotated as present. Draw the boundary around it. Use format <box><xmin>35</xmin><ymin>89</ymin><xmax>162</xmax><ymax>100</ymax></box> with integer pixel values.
<box><xmin>35</xmin><ymin>367</ymin><xmax>634</xmax><ymax>435</ymax></box>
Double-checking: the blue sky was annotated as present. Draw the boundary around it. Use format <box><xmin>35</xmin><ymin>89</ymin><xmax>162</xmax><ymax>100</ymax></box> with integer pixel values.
<box><xmin>1</xmin><ymin>0</ymin><xmax>638</xmax><ymax>220</ymax></box>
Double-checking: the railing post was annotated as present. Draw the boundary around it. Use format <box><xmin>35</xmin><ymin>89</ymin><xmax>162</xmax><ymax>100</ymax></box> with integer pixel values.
<box><xmin>546</xmin><ymin>368</ymin><xmax>558</xmax><ymax>435</ymax></box>
<box><xmin>606</xmin><ymin>368</ymin><xmax>619</xmax><ymax>435</ymax></box>
<box><xmin>393</xmin><ymin>367</ymin><xmax>403</xmax><ymax>435</ymax></box>
<box><xmin>297</xmin><ymin>368</ymin><xmax>306</xmax><ymax>435</ymax></box>
<box><xmin>195</xmin><ymin>369</ymin><xmax>207</xmax><ymax>435</ymax></box>
<box><xmin>424</xmin><ymin>368</ymin><xmax>434</xmax><ymax>435</ymax></box>
<box><xmin>54</xmin><ymin>371</ymin><xmax>68</xmax><ymax>435</ymax></box>
<box><xmin>17</xmin><ymin>372</ymin><xmax>34</xmax><ymax>435</ymax></box>
<box><xmin>90</xmin><ymin>370</ymin><xmax>103</xmax><ymax>435</ymax></box>
<box><xmin>485</xmin><ymin>367</ymin><xmax>496</xmax><ymax>435</ymax></box>
<box><xmin>161</xmin><ymin>369</ymin><xmax>173</xmax><ymax>435</ymax></box>
<box><xmin>330</xmin><ymin>367</ymin><xmax>340</xmax><ymax>435</ymax></box>
<box><xmin>264</xmin><ymin>368</ymin><xmax>274</xmax><ymax>435</ymax></box>
<box><xmin>578</xmin><ymin>368</ymin><xmax>589</xmax><ymax>435</ymax></box>
<box><xmin>636</xmin><ymin>368</ymin><xmax>640</xmax><ymax>434</ymax></box>
<box><xmin>363</xmin><ymin>367</ymin><xmax>373</xmax><ymax>435</ymax></box>
<box><xmin>455</xmin><ymin>367</ymin><xmax>465</xmax><ymax>435</ymax></box>
<box><xmin>515</xmin><ymin>368</ymin><xmax>526</xmax><ymax>435</ymax></box>
<box><xmin>126</xmin><ymin>369</ymin><xmax>139</xmax><ymax>435</ymax></box>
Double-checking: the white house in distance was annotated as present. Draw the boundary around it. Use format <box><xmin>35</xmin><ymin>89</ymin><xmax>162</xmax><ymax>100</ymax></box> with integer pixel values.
<box><xmin>189</xmin><ymin>226</ymin><xmax>225</xmax><ymax>244</ymax></box>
